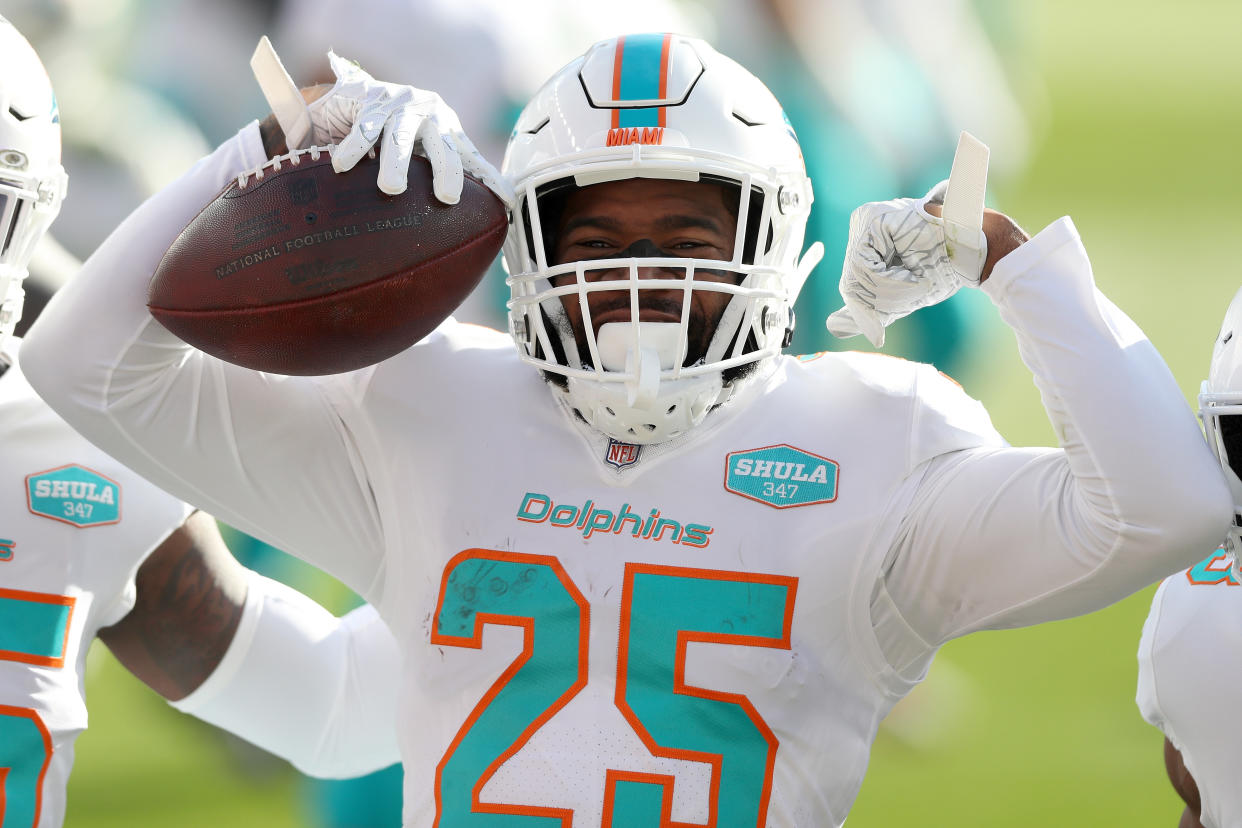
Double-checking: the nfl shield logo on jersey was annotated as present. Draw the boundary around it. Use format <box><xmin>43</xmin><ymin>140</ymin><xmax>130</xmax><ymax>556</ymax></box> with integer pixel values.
<box><xmin>605</xmin><ymin>439</ymin><xmax>642</xmax><ymax>469</ymax></box>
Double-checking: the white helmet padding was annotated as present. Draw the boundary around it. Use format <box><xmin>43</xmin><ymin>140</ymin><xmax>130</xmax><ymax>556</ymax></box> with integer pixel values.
<box><xmin>501</xmin><ymin>33</ymin><xmax>823</xmax><ymax>444</ymax></box>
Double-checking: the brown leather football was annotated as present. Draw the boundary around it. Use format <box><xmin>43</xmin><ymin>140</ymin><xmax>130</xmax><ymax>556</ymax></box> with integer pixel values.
<box><xmin>148</xmin><ymin>149</ymin><xmax>507</xmax><ymax>375</ymax></box>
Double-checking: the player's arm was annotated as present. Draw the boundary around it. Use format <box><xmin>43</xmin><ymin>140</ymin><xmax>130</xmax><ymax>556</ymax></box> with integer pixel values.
<box><xmin>1164</xmin><ymin>738</ymin><xmax>1206</xmax><ymax>828</ymax></box>
<box><xmin>20</xmin><ymin>110</ymin><xmax>384</xmax><ymax>597</ymax></box>
<box><xmin>102</xmin><ymin>511</ymin><xmax>401</xmax><ymax>776</ymax></box>
<box><xmin>20</xmin><ymin>55</ymin><xmax>504</xmax><ymax>598</ymax></box>
<box><xmin>838</xmin><ymin>140</ymin><xmax>1229</xmax><ymax>663</ymax></box>
<box><xmin>98</xmin><ymin>510</ymin><xmax>247</xmax><ymax>699</ymax></box>
<box><xmin>870</xmin><ymin>217</ymin><xmax>1230</xmax><ymax>673</ymax></box>
<box><xmin>922</xmin><ymin>202</ymin><xmax>1028</xmax><ymax>282</ymax></box>
<box><xmin>168</xmin><ymin>579</ymin><xmax>403</xmax><ymax>778</ymax></box>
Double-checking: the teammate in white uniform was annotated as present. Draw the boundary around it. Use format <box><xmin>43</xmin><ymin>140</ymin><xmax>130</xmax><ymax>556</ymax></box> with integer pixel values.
<box><xmin>0</xmin><ymin>19</ymin><xmax>400</xmax><ymax>827</ymax></box>
<box><xmin>22</xmin><ymin>33</ymin><xmax>1231</xmax><ymax>827</ymax></box>
<box><xmin>1137</xmin><ymin>286</ymin><xmax>1242</xmax><ymax>828</ymax></box>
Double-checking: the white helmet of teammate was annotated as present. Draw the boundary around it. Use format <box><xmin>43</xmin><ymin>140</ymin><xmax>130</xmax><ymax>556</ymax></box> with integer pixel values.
<box><xmin>502</xmin><ymin>33</ymin><xmax>822</xmax><ymax>444</ymax></box>
<box><xmin>0</xmin><ymin>17</ymin><xmax>67</xmax><ymax>355</ymax></box>
<box><xmin>1200</xmin><ymin>285</ymin><xmax>1242</xmax><ymax>575</ymax></box>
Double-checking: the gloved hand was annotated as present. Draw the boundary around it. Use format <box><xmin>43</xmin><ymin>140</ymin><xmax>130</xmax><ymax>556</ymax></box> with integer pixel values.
<box><xmin>308</xmin><ymin>52</ymin><xmax>514</xmax><ymax>206</ymax></box>
<box><xmin>825</xmin><ymin>179</ymin><xmax>987</xmax><ymax>348</ymax></box>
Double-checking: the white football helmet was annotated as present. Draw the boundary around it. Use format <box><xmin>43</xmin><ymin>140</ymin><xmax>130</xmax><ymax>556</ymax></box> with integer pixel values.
<box><xmin>1200</xmin><ymin>285</ymin><xmax>1242</xmax><ymax>574</ymax></box>
<box><xmin>502</xmin><ymin>33</ymin><xmax>823</xmax><ymax>444</ymax></box>
<box><xmin>0</xmin><ymin>17</ymin><xmax>67</xmax><ymax>355</ymax></box>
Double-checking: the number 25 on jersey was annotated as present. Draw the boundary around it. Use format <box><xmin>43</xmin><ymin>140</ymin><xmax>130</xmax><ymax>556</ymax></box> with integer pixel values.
<box><xmin>432</xmin><ymin>550</ymin><xmax>798</xmax><ymax>827</ymax></box>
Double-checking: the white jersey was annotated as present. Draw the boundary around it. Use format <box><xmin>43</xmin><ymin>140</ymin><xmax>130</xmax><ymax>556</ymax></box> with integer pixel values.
<box><xmin>20</xmin><ymin>123</ymin><xmax>1230</xmax><ymax>827</ymax></box>
<box><xmin>0</xmin><ymin>343</ymin><xmax>191</xmax><ymax>828</ymax></box>
<box><xmin>1138</xmin><ymin>551</ymin><xmax>1242</xmax><ymax>828</ymax></box>
<box><xmin>369</xmin><ymin>334</ymin><xmax>997</xmax><ymax>827</ymax></box>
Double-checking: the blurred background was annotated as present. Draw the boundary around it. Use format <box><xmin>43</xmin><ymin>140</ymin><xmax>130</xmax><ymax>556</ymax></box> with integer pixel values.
<box><xmin>4</xmin><ymin>0</ymin><xmax>1241</xmax><ymax>824</ymax></box>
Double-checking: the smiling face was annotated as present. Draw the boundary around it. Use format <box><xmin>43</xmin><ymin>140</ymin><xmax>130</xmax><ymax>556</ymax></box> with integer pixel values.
<box><xmin>549</xmin><ymin>177</ymin><xmax>743</xmax><ymax>366</ymax></box>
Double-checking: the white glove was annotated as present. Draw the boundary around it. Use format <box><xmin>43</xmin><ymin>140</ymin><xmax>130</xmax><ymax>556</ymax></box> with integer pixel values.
<box><xmin>825</xmin><ymin>179</ymin><xmax>987</xmax><ymax>347</ymax></box>
<box><xmin>308</xmin><ymin>52</ymin><xmax>514</xmax><ymax>206</ymax></box>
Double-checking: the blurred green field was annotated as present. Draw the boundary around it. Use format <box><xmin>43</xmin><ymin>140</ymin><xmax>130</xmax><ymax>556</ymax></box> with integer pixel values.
<box><xmin>64</xmin><ymin>2</ymin><xmax>1242</xmax><ymax>826</ymax></box>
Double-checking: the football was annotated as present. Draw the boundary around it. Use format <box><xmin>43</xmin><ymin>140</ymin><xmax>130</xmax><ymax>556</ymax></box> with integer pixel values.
<box><xmin>148</xmin><ymin>147</ymin><xmax>508</xmax><ymax>375</ymax></box>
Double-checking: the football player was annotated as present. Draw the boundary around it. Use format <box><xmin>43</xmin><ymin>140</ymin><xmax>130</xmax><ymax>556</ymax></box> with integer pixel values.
<box><xmin>0</xmin><ymin>18</ymin><xmax>399</xmax><ymax>827</ymax></box>
<box><xmin>22</xmin><ymin>33</ymin><xmax>1231</xmax><ymax>826</ymax></box>
<box><xmin>1137</xmin><ymin>285</ymin><xmax>1242</xmax><ymax>828</ymax></box>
